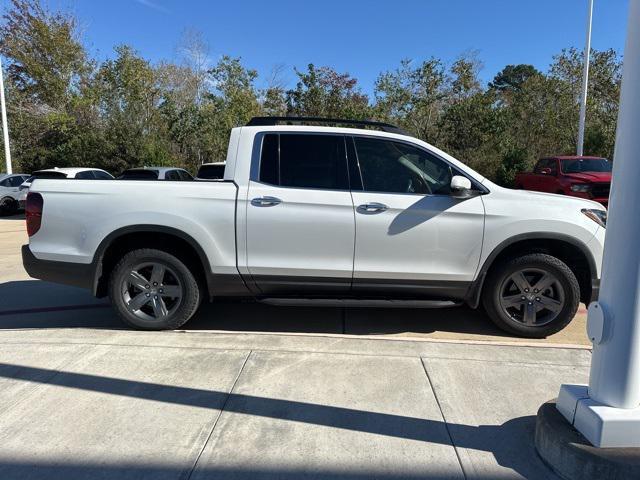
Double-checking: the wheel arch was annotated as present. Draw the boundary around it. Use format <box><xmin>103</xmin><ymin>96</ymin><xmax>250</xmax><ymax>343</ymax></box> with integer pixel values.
<box><xmin>466</xmin><ymin>233</ymin><xmax>598</xmax><ymax>308</ymax></box>
<box><xmin>92</xmin><ymin>225</ymin><xmax>249</xmax><ymax>299</ymax></box>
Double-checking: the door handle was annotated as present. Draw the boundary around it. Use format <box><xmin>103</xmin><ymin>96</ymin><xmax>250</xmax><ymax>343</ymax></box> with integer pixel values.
<box><xmin>358</xmin><ymin>202</ymin><xmax>388</xmax><ymax>213</ymax></box>
<box><xmin>251</xmin><ymin>196</ymin><xmax>282</xmax><ymax>207</ymax></box>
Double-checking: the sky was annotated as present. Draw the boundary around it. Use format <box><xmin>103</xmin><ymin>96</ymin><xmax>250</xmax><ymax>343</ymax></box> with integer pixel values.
<box><xmin>2</xmin><ymin>0</ymin><xmax>631</xmax><ymax>94</ymax></box>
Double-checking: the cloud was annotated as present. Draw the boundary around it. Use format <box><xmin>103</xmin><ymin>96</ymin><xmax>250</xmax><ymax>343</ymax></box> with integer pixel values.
<box><xmin>134</xmin><ymin>0</ymin><xmax>170</xmax><ymax>14</ymax></box>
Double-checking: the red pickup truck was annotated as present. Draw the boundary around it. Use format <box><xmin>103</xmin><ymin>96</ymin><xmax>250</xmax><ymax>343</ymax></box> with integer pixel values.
<box><xmin>515</xmin><ymin>156</ymin><xmax>611</xmax><ymax>207</ymax></box>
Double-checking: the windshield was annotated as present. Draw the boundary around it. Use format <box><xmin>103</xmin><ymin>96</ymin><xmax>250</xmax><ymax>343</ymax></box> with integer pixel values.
<box><xmin>562</xmin><ymin>158</ymin><xmax>612</xmax><ymax>173</ymax></box>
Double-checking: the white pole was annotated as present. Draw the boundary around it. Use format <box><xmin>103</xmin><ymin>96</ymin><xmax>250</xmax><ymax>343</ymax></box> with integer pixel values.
<box><xmin>577</xmin><ymin>0</ymin><xmax>594</xmax><ymax>157</ymax></box>
<box><xmin>0</xmin><ymin>56</ymin><xmax>12</xmax><ymax>175</ymax></box>
<box><xmin>588</xmin><ymin>0</ymin><xmax>640</xmax><ymax>409</ymax></box>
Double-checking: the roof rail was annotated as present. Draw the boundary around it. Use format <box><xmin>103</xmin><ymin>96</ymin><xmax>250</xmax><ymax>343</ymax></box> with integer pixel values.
<box><xmin>246</xmin><ymin>116</ymin><xmax>409</xmax><ymax>135</ymax></box>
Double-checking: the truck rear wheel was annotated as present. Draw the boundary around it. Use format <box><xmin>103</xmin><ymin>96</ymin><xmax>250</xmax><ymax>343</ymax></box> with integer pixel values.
<box><xmin>108</xmin><ymin>248</ymin><xmax>201</xmax><ymax>330</ymax></box>
<box><xmin>482</xmin><ymin>253</ymin><xmax>580</xmax><ymax>338</ymax></box>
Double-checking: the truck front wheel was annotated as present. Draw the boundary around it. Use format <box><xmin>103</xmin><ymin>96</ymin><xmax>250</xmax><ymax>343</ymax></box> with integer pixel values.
<box><xmin>482</xmin><ymin>253</ymin><xmax>580</xmax><ymax>338</ymax></box>
<box><xmin>108</xmin><ymin>248</ymin><xmax>201</xmax><ymax>330</ymax></box>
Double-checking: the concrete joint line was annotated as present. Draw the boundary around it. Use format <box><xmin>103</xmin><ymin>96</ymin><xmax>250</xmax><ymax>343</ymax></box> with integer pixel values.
<box><xmin>420</xmin><ymin>357</ymin><xmax>468</xmax><ymax>480</ymax></box>
<box><xmin>183</xmin><ymin>350</ymin><xmax>253</xmax><ymax>480</ymax></box>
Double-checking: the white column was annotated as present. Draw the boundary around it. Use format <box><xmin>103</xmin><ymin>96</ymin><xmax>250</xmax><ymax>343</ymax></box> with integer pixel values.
<box><xmin>0</xmin><ymin>56</ymin><xmax>12</xmax><ymax>175</ymax></box>
<box><xmin>577</xmin><ymin>0</ymin><xmax>594</xmax><ymax>157</ymax></box>
<box><xmin>556</xmin><ymin>0</ymin><xmax>640</xmax><ymax>448</ymax></box>
<box><xmin>587</xmin><ymin>0</ymin><xmax>640</xmax><ymax>409</ymax></box>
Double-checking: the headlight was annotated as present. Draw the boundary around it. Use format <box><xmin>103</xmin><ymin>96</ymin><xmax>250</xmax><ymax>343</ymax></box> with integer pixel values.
<box><xmin>582</xmin><ymin>208</ymin><xmax>607</xmax><ymax>228</ymax></box>
<box><xmin>571</xmin><ymin>184</ymin><xmax>591</xmax><ymax>193</ymax></box>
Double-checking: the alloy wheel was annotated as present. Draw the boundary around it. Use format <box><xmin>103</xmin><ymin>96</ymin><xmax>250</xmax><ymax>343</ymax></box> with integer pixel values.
<box><xmin>498</xmin><ymin>268</ymin><xmax>565</xmax><ymax>327</ymax></box>
<box><xmin>121</xmin><ymin>262</ymin><xmax>183</xmax><ymax>322</ymax></box>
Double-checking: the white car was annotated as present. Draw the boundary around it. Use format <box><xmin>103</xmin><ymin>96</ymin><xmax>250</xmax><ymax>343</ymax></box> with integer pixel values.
<box><xmin>118</xmin><ymin>167</ymin><xmax>194</xmax><ymax>181</ymax></box>
<box><xmin>21</xmin><ymin>117</ymin><xmax>606</xmax><ymax>337</ymax></box>
<box><xmin>0</xmin><ymin>173</ymin><xmax>30</xmax><ymax>215</ymax></box>
<box><xmin>18</xmin><ymin>168</ymin><xmax>114</xmax><ymax>208</ymax></box>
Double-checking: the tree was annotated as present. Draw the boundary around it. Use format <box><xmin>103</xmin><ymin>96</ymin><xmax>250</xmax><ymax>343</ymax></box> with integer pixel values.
<box><xmin>450</xmin><ymin>51</ymin><xmax>483</xmax><ymax>101</ymax></box>
<box><xmin>260</xmin><ymin>64</ymin><xmax>288</xmax><ymax>116</ymax></box>
<box><xmin>0</xmin><ymin>0</ymin><xmax>90</xmax><ymax>109</ymax></box>
<box><xmin>374</xmin><ymin>58</ymin><xmax>448</xmax><ymax>142</ymax></box>
<box><xmin>286</xmin><ymin>64</ymin><xmax>370</xmax><ymax>119</ymax></box>
<box><xmin>550</xmin><ymin>48</ymin><xmax>621</xmax><ymax>159</ymax></box>
<box><xmin>96</xmin><ymin>45</ymin><xmax>171</xmax><ymax>172</ymax></box>
<box><xmin>489</xmin><ymin>64</ymin><xmax>541</xmax><ymax>96</ymax></box>
<box><xmin>204</xmin><ymin>55</ymin><xmax>262</xmax><ymax>160</ymax></box>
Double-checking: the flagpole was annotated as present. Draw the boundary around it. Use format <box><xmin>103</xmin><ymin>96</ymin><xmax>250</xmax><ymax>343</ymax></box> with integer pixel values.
<box><xmin>577</xmin><ymin>0</ymin><xmax>594</xmax><ymax>156</ymax></box>
<box><xmin>0</xmin><ymin>56</ymin><xmax>12</xmax><ymax>174</ymax></box>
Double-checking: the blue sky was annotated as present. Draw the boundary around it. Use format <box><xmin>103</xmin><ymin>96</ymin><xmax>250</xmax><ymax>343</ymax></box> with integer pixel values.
<box><xmin>2</xmin><ymin>0</ymin><xmax>631</xmax><ymax>94</ymax></box>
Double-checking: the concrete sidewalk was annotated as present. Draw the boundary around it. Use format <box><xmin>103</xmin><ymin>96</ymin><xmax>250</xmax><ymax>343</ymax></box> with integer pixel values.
<box><xmin>0</xmin><ymin>327</ymin><xmax>589</xmax><ymax>479</ymax></box>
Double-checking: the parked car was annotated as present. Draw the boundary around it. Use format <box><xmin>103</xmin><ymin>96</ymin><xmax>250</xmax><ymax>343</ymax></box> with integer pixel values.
<box><xmin>118</xmin><ymin>167</ymin><xmax>194</xmax><ymax>181</ymax></box>
<box><xmin>196</xmin><ymin>162</ymin><xmax>226</xmax><ymax>180</ymax></box>
<box><xmin>515</xmin><ymin>156</ymin><xmax>612</xmax><ymax>207</ymax></box>
<box><xmin>0</xmin><ymin>173</ymin><xmax>30</xmax><ymax>215</ymax></box>
<box><xmin>18</xmin><ymin>168</ymin><xmax>114</xmax><ymax>208</ymax></box>
<box><xmin>22</xmin><ymin>116</ymin><xmax>606</xmax><ymax>338</ymax></box>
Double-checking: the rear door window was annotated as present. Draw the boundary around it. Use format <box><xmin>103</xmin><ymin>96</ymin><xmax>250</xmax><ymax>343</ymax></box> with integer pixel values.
<box><xmin>259</xmin><ymin>133</ymin><xmax>348</xmax><ymax>190</ymax></box>
<box><xmin>75</xmin><ymin>170</ymin><xmax>96</xmax><ymax>179</ymax></box>
<box><xmin>92</xmin><ymin>170</ymin><xmax>113</xmax><ymax>180</ymax></box>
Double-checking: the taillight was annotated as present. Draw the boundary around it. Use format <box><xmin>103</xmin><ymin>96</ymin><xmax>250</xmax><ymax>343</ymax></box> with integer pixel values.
<box><xmin>26</xmin><ymin>192</ymin><xmax>43</xmax><ymax>237</ymax></box>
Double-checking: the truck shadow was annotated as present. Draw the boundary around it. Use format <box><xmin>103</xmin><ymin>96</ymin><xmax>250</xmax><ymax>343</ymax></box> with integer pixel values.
<box><xmin>0</xmin><ymin>280</ymin><xmax>519</xmax><ymax>337</ymax></box>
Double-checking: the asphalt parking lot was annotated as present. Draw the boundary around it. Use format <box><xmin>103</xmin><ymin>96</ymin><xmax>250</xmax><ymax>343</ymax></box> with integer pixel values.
<box><xmin>0</xmin><ymin>215</ymin><xmax>593</xmax><ymax>479</ymax></box>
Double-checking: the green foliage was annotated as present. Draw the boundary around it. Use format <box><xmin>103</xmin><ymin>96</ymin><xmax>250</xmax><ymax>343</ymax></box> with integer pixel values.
<box><xmin>489</xmin><ymin>64</ymin><xmax>541</xmax><ymax>96</ymax></box>
<box><xmin>495</xmin><ymin>147</ymin><xmax>530</xmax><ymax>188</ymax></box>
<box><xmin>0</xmin><ymin>0</ymin><xmax>623</xmax><ymax>181</ymax></box>
<box><xmin>286</xmin><ymin>64</ymin><xmax>371</xmax><ymax>119</ymax></box>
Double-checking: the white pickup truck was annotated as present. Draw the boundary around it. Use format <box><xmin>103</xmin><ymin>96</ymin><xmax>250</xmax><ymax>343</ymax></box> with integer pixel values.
<box><xmin>22</xmin><ymin>117</ymin><xmax>606</xmax><ymax>337</ymax></box>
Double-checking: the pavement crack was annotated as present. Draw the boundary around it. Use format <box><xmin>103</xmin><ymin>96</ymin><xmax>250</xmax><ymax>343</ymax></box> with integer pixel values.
<box><xmin>421</xmin><ymin>357</ymin><xmax>469</xmax><ymax>480</ymax></box>
<box><xmin>183</xmin><ymin>349</ymin><xmax>252</xmax><ymax>480</ymax></box>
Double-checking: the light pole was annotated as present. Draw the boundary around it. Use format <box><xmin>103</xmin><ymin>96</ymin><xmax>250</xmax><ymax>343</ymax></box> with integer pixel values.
<box><xmin>0</xmin><ymin>56</ymin><xmax>12</xmax><ymax>175</ymax></box>
<box><xmin>556</xmin><ymin>0</ymin><xmax>640</xmax><ymax>448</ymax></box>
<box><xmin>577</xmin><ymin>0</ymin><xmax>594</xmax><ymax>157</ymax></box>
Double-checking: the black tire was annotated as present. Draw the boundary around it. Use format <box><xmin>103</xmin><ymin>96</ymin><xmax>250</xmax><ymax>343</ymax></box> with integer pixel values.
<box><xmin>108</xmin><ymin>248</ymin><xmax>201</xmax><ymax>330</ymax></box>
<box><xmin>0</xmin><ymin>197</ymin><xmax>18</xmax><ymax>216</ymax></box>
<box><xmin>482</xmin><ymin>253</ymin><xmax>580</xmax><ymax>338</ymax></box>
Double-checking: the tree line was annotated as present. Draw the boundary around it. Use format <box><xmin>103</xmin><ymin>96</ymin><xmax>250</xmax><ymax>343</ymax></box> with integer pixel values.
<box><xmin>0</xmin><ymin>0</ymin><xmax>622</xmax><ymax>186</ymax></box>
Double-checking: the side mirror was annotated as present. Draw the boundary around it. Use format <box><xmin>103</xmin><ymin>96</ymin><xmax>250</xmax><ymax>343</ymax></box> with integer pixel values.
<box><xmin>540</xmin><ymin>167</ymin><xmax>552</xmax><ymax>175</ymax></box>
<box><xmin>450</xmin><ymin>175</ymin><xmax>473</xmax><ymax>198</ymax></box>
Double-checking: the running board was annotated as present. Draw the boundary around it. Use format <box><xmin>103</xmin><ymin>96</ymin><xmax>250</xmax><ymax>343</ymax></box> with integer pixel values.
<box><xmin>258</xmin><ymin>298</ymin><xmax>462</xmax><ymax>308</ymax></box>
